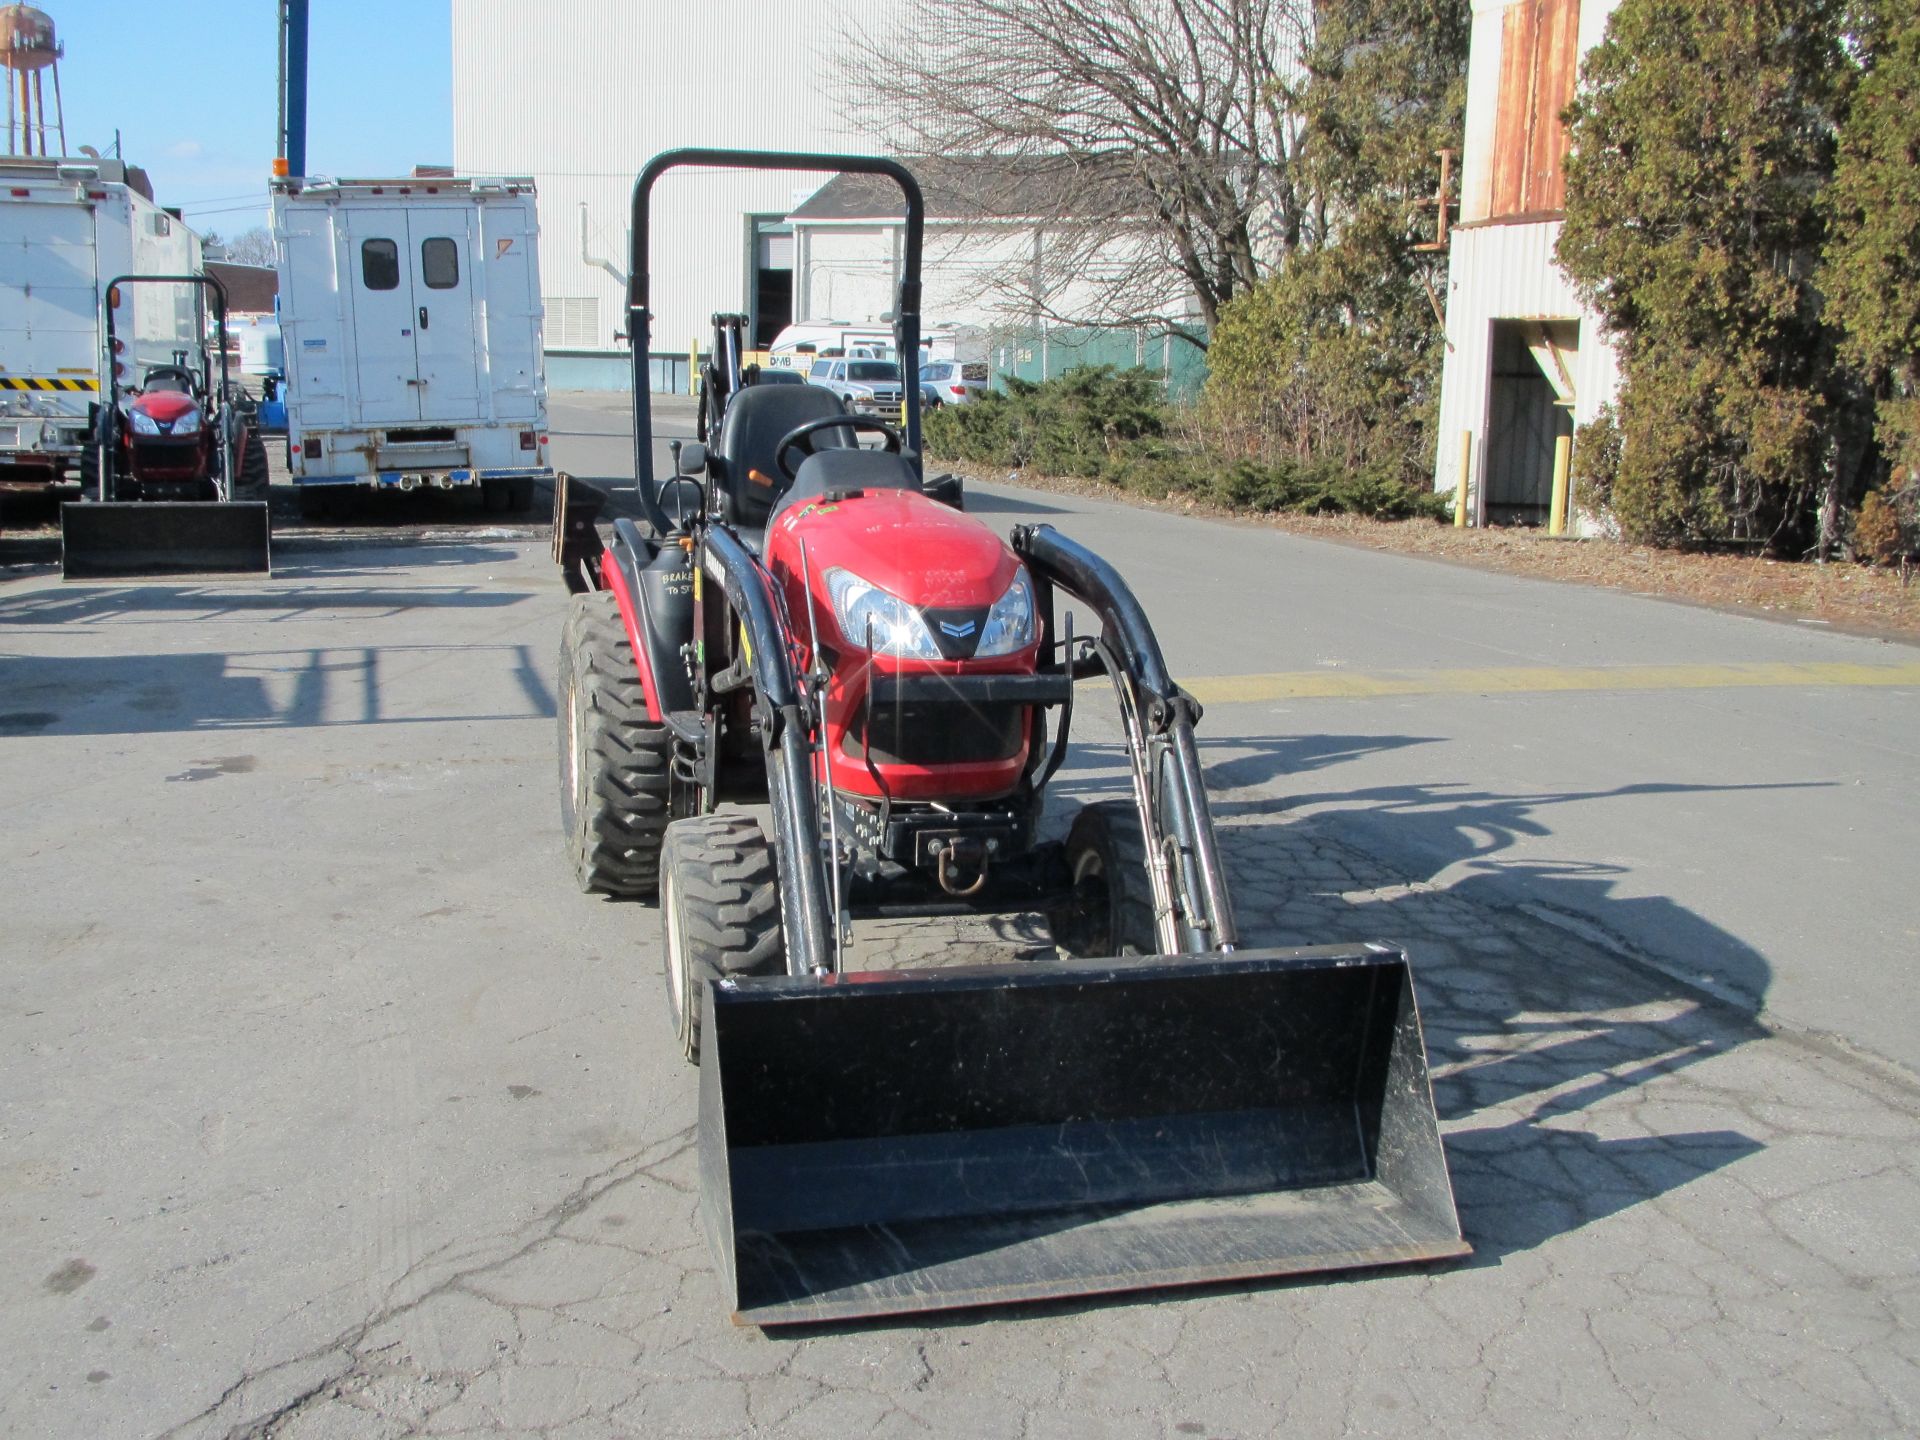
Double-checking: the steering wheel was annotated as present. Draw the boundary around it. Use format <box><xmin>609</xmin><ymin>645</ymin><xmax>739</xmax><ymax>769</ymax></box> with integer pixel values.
<box><xmin>774</xmin><ymin>415</ymin><xmax>903</xmax><ymax>481</ymax></box>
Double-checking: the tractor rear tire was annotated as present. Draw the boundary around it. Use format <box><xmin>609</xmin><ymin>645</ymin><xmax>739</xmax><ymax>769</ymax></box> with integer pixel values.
<box><xmin>660</xmin><ymin>812</ymin><xmax>786</xmax><ymax>1064</ymax></box>
<box><xmin>1044</xmin><ymin>800</ymin><xmax>1158</xmax><ymax>958</ymax></box>
<box><xmin>558</xmin><ymin>590</ymin><xmax>672</xmax><ymax>897</ymax></box>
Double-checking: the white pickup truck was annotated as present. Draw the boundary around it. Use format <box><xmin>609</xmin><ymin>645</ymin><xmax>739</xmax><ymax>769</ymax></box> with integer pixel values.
<box><xmin>0</xmin><ymin>155</ymin><xmax>200</xmax><ymax>488</ymax></box>
<box><xmin>270</xmin><ymin>175</ymin><xmax>551</xmax><ymax>514</ymax></box>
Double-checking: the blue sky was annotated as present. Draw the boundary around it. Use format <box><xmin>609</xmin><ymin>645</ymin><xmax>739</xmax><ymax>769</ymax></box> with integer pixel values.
<box><xmin>40</xmin><ymin>1</ymin><xmax>452</xmax><ymax>237</ymax></box>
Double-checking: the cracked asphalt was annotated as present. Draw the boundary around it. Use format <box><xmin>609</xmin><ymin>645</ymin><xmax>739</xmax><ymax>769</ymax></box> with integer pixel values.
<box><xmin>1</xmin><ymin>394</ymin><xmax>1917</xmax><ymax>1437</ymax></box>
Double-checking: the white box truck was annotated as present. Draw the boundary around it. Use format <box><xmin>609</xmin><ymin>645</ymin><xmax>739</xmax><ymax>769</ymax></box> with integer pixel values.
<box><xmin>0</xmin><ymin>156</ymin><xmax>202</xmax><ymax>488</ymax></box>
<box><xmin>270</xmin><ymin>175</ymin><xmax>552</xmax><ymax>514</ymax></box>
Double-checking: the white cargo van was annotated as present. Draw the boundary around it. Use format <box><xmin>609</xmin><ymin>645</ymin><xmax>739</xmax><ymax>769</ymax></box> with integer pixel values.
<box><xmin>0</xmin><ymin>156</ymin><xmax>201</xmax><ymax>486</ymax></box>
<box><xmin>270</xmin><ymin>175</ymin><xmax>551</xmax><ymax>512</ymax></box>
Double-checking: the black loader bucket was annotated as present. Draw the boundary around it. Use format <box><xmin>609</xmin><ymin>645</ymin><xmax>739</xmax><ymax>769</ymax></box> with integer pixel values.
<box><xmin>61</xmin><ymin>502</ymin><xmax>271</xmax><ymax>579</ymax></box>
<box><xmin>699</xmin><ymin>945</ymin><xmax>1468</xmax><ymax>1326</ymax></box>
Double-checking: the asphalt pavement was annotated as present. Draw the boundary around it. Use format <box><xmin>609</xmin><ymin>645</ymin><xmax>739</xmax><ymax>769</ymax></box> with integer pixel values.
<box><xmin>0</xmin><ymin>391</ymin><xmax>1915</xmax><ymax>1437</ymax></box>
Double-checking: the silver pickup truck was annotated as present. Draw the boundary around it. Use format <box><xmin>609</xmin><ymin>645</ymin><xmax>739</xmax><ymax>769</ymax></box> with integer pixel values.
<box><xmin>805</xmin><ymin>357</ymin><xmax>907</xmax><ymax>416</ymax></box>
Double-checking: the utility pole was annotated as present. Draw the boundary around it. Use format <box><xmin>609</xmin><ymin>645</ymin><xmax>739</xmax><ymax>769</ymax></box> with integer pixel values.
<box><xmin>277</xmin><ymin>0</ymin><xmax>308</xmax><ymax>178</ymax></box>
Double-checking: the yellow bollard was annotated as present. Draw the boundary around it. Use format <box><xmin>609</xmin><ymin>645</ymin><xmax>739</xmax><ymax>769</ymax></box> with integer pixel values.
<box><xmin>1454</xmin><ymin>430</ymin><xmax>1472</xmax><ymax>528</ymax></box>
<box><xmin>1548</xmin><ymin>433</ymin><xmax>1572</xmax><ymax>536</ymax></box>
<box><xmin>690</xmin><ymin>340</ymin><xmax>700</xmax><ymax>397</ymax></box>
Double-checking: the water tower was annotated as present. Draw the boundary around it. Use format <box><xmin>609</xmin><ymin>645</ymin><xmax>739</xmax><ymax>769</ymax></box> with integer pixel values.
<box><xmin>1</xmin><ymin>4</ymin><xmax>65</xmax><ymax>157</ymax></box>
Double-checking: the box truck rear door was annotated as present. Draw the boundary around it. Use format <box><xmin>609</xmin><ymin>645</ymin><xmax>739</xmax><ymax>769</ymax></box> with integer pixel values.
<box><xmin>343</xmin><ymin>209</ymin><xmax>422</xmax><ymax>425</ymax></box>
<box><xmin>407</xmin><ymin>213</ymin><xmax>481</xmax><ymax>422</ymax></box>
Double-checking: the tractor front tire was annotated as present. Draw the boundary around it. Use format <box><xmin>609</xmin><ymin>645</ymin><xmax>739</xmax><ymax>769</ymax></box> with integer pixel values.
<box><xmin>660</xmin><ymin>813</ymin><xmax>785</xmax><ymax>1064</ymax></box>
<box><xmin>558</xmin><ymin>591</ymin><xmax>672</xmax><ymax>897</ymax></box>
<box><xmin>1044</xmin><ymin>800</ymin><xmax>1158</xmax><ymax>958</ymax></box>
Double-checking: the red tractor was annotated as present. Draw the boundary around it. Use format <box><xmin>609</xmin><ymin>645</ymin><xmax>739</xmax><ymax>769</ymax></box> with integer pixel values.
<box><xmin>61</xmin><ymin>272</ymin><xmax>270</xmax><ymax>577</ymax></box>
<box><xmin>552</xmin><ymin>151</ymin><xmax>1465</xmax><ymax>1326</ymax></box>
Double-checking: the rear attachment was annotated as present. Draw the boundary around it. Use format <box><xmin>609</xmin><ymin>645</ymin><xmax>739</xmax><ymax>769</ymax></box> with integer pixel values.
<box><xmin>700</xmin><ymin>946</ymin><xmax>1468</xmax><ymax>1326</ymax></box>
<box><xmin>60</xmin><ymin>502</ymin><xmax>272</xmax><ymax>579</ymax></box>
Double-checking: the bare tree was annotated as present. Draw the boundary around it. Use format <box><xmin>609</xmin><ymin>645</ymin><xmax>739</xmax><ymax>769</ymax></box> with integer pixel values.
<box><xmin>842</xmin><ymin>0</ymin><xmax>1314</xmax><ymax>345</ymax></box>
<box><xmin>222</xmin><ymin>226</ymin><xmax>277</xmax><ymax>268</ymax></box>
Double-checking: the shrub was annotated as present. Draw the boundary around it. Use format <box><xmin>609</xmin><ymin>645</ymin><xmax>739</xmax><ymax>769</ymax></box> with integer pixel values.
<box><xmin>1571</xmin><ymin>406</ymin><xmax>1624</xmax><ymax>524</ymax></box>
<box><xmin>922</xmin><ymin>367</ymin><xmax>1167</xmax><ymax>480</ymax></box>
<box><xmin>925</xmin><ymin>363</ymin><xmax>1447</xmax><ymax>521</ymax></box>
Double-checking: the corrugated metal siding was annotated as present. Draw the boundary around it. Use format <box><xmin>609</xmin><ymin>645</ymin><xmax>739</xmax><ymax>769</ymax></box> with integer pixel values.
<box><xmin>1439</xmin><ymin>0</ymin><xmax>1629</xmax><ymax>525</ymax></box>
<box><xmin>1431</xmin><ymin>220</ymin><xmax>1622</xmax><ymax>518</ymax></box>
<box><xmin>1460</xmin><ymin>0</ymin><xmax>1626</xmax><ymax>224</ymax></box>
<box><xmin>452</xmin><ymin>0</ymin><xmax>914</xmax><ymax>353</ymax></box>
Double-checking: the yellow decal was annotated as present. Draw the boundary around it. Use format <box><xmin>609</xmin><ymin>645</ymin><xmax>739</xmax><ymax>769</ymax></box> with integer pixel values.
<box><xmin>0</xmin><ymin>376</ymin><xmax>100</xmax><ymax>392</ymax></box>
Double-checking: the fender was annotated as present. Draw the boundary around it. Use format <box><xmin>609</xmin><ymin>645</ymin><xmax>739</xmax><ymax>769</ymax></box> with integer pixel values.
<box><xmin>603</xmin><ymin>519</ymin><xmax>697</xmax><ymax>722</ymax></box>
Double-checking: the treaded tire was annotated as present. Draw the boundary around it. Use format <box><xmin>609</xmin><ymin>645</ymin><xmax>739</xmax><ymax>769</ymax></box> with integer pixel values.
<box><xmin>558</xmin><ymin>590</ymin><xmax>671</xmax><ymax>897</ymax></box>
<box><xmin>238</xmin><ymin>430</ymin><xmax>271</xmax><ymax>500</ymax></box>
<box><xmin>1044</xmin><ymin>799</ymin><xmax>1158</xmax><ymax>958</ymax></box>
<box><xmin>660</xmin><ymin>813</ymin><xmax>786</xmax><ymax>1064</ymax></box>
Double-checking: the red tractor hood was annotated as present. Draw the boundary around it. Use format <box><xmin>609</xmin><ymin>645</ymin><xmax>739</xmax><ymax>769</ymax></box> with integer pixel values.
<box><xmin>131</xmin><ymin>390</ymin><xmax>200</xmax><ymax>425</ymax></box>
<box><xmin>767</xmin><ymin>487</ymin><xmax>1020</xmax><ymax>609</ymax></box>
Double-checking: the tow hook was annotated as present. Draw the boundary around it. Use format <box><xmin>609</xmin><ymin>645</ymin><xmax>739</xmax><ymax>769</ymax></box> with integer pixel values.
<box><xmin>933</xmin><ymin>839</ymin><xmax>990</xmax><ymax>897</ymax></box>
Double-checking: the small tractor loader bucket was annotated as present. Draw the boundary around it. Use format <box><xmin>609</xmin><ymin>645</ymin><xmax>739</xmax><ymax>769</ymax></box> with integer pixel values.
<box><xmin>699</xmin><ymin>945</ymin><xmax>1468</xmax><ymax>1326</ymax></box>
<box><xmin>61</xmin><ymin>501</ymin><xmax>272</xmax><ymax>579</ymax></box>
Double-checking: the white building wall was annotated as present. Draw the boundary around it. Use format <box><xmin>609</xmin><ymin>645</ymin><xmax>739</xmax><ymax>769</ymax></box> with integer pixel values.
<box><xmin>793</xmin><ymin>218</ymin><xmax>1179</xmax><ymax>339</ymax></box>
<box><xmin>1434</xmin><ymin>0</ymin><xmax>1628</xmax><ymax>521</ymax></box>
<box><xmin>451</xmin><ymin>0</ymin><xmax>913</xmax><ymax>368</ymax></box>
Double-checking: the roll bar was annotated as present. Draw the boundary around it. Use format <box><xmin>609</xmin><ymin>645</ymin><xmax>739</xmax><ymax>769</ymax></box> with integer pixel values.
<box><xmin>101</xmin><ymin>271</ymin><xmax>231</xmax><ymax>406</ymax></box>
<box><xmin>628</xmin><ymin>149</ymin><xmax>927</xmax><ymax>536</ymax></box>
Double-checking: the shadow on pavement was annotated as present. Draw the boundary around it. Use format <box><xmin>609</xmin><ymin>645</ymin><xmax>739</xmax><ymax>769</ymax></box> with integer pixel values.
<box><xmin>0</xmin><ymin>579</ymin><xmax>530</xmax><ymax>630</ymax></box>
<box><xmin>964</xmin><ymin>487</ymin><xmax>1072</xmax><ymax>517</ymax></box>
<box><xmin>0</xmin><ymin>643</ymin><xmax>554</xmax><ymax>734</ymax></box>
<box><xmin>1047</xmin><ymin>734</ymin><xmax>1785</xmax><ymax>1269</ymax></box>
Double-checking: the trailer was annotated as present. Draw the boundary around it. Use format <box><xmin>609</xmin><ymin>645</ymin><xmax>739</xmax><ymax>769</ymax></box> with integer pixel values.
<box><xmin>270</xmin><ymin>175</ymin><xmax>552</xmax><ymax>516</ymax></box>
<box><xmin>0</xmin><ymin>156</ymin><xmax>200</xmax><ymax>492</ymax></box>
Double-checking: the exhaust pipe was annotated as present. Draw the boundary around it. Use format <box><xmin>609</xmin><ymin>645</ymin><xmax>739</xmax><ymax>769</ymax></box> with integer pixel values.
<box><xmin>397</xmin><ymin>475</ymin><xmax>420</xmax><ymax>493</ymax></box>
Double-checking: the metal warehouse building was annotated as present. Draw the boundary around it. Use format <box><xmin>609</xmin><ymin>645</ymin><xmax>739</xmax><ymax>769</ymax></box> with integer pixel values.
<box><xmin>452</xmin><ymin>0</ymin><xmax>915</xmax><ymax>392</ymax></box>
<box><xmin>1432</xmin><ymin>0</ymin><xmax>1625</xmax><ymax>528</ymax></box>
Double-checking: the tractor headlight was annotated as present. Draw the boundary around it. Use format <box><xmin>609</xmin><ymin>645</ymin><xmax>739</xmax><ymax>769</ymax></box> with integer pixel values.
<box><xmin>128</xmin><ymin>409</ymin><xmax>161</xmax><ymax>436</ymax></box>
<box><xmin>825</xmin><ymin>567</ymin><xmax>942</xmax><ymax>661</ymax></box>
<box><xmin>975</xmin><ymin>566</ymin><xmax>1036</xmax><ymax>656</ymax></box>
<box><xmin>171</xmin><ymin>412</ymin><xmax>201</xmax><ymax>436</ymax></box>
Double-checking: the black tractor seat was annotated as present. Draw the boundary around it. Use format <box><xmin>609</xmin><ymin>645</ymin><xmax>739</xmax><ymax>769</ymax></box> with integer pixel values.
<box><xmin>712</xmin><ymin>384</ymin><xmax>855</xmax><ymax>527</ymax></box>
<box><xmin>768</xmin><ymin>448</ymin><xmax>924</xmax><ymax>528</ymax></box>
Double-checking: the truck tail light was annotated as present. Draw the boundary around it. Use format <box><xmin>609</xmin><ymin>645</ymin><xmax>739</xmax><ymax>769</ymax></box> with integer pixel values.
<box><xmin>304</xmin><ymin>437</ymin><xmax>322</xmax><ymax>458</ymax></box>
<box><xmin>518</xmin><ymin>430</ymin><xmax>536</xmax><ymax>450</ymax></box>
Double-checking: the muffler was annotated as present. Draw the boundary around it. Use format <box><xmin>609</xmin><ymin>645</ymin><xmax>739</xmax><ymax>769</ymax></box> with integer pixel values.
<box><xmin>61</xmin><ymin>502</ymin><xmax>271</xmax><ymax>579</ymax></box>
<box><xmin>698</xmin><ymin>945</ymin><xmax>1468</xmax><ymax>1326</ymax></box>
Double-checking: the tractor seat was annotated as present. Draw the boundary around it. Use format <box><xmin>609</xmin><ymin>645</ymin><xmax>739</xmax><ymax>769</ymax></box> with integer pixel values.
<box><xmin>712</xmin><ymin>383</ymin><xmax>854</xmax><ymax>527</ymax></box>
<box><xmin>768</xmin><ymin>448</ymin><xmax>923</xmax><ymax>527</ymax></box>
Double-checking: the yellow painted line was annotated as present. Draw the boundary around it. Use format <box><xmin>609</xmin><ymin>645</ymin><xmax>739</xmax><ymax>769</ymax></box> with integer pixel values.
<box><xmin>1182</xmin><ymin>661</ymin><xmax>1920</xmax><ymax>705</ymax></box>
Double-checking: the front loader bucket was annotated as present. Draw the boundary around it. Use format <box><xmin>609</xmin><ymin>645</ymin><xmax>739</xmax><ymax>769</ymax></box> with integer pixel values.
<box><xmin>61</xmin><ymin>502</ymin><xmax>271</xmax><ymax>579</ymax></box>
<box><xmin>699</xmin><ymin>945</ymin><xmax>1468</xmax><ymax>1326</ymax></box>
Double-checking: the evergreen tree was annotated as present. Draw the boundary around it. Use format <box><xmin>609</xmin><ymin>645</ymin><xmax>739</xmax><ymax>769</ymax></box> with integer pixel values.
<box><xmin>1557</xmin><ymin>0</ymin><xmax>1861</xmax><ymax>551</ymax></box>
<box><xmin>1821</xmin><ymin>0</ymin><xmax>1920</xmax><ymax>558</ymax></box>
<box><xmin>1204</xmin><ymin>0</ymin><xmax>1469</xmax><ymax>488</ymax></box>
